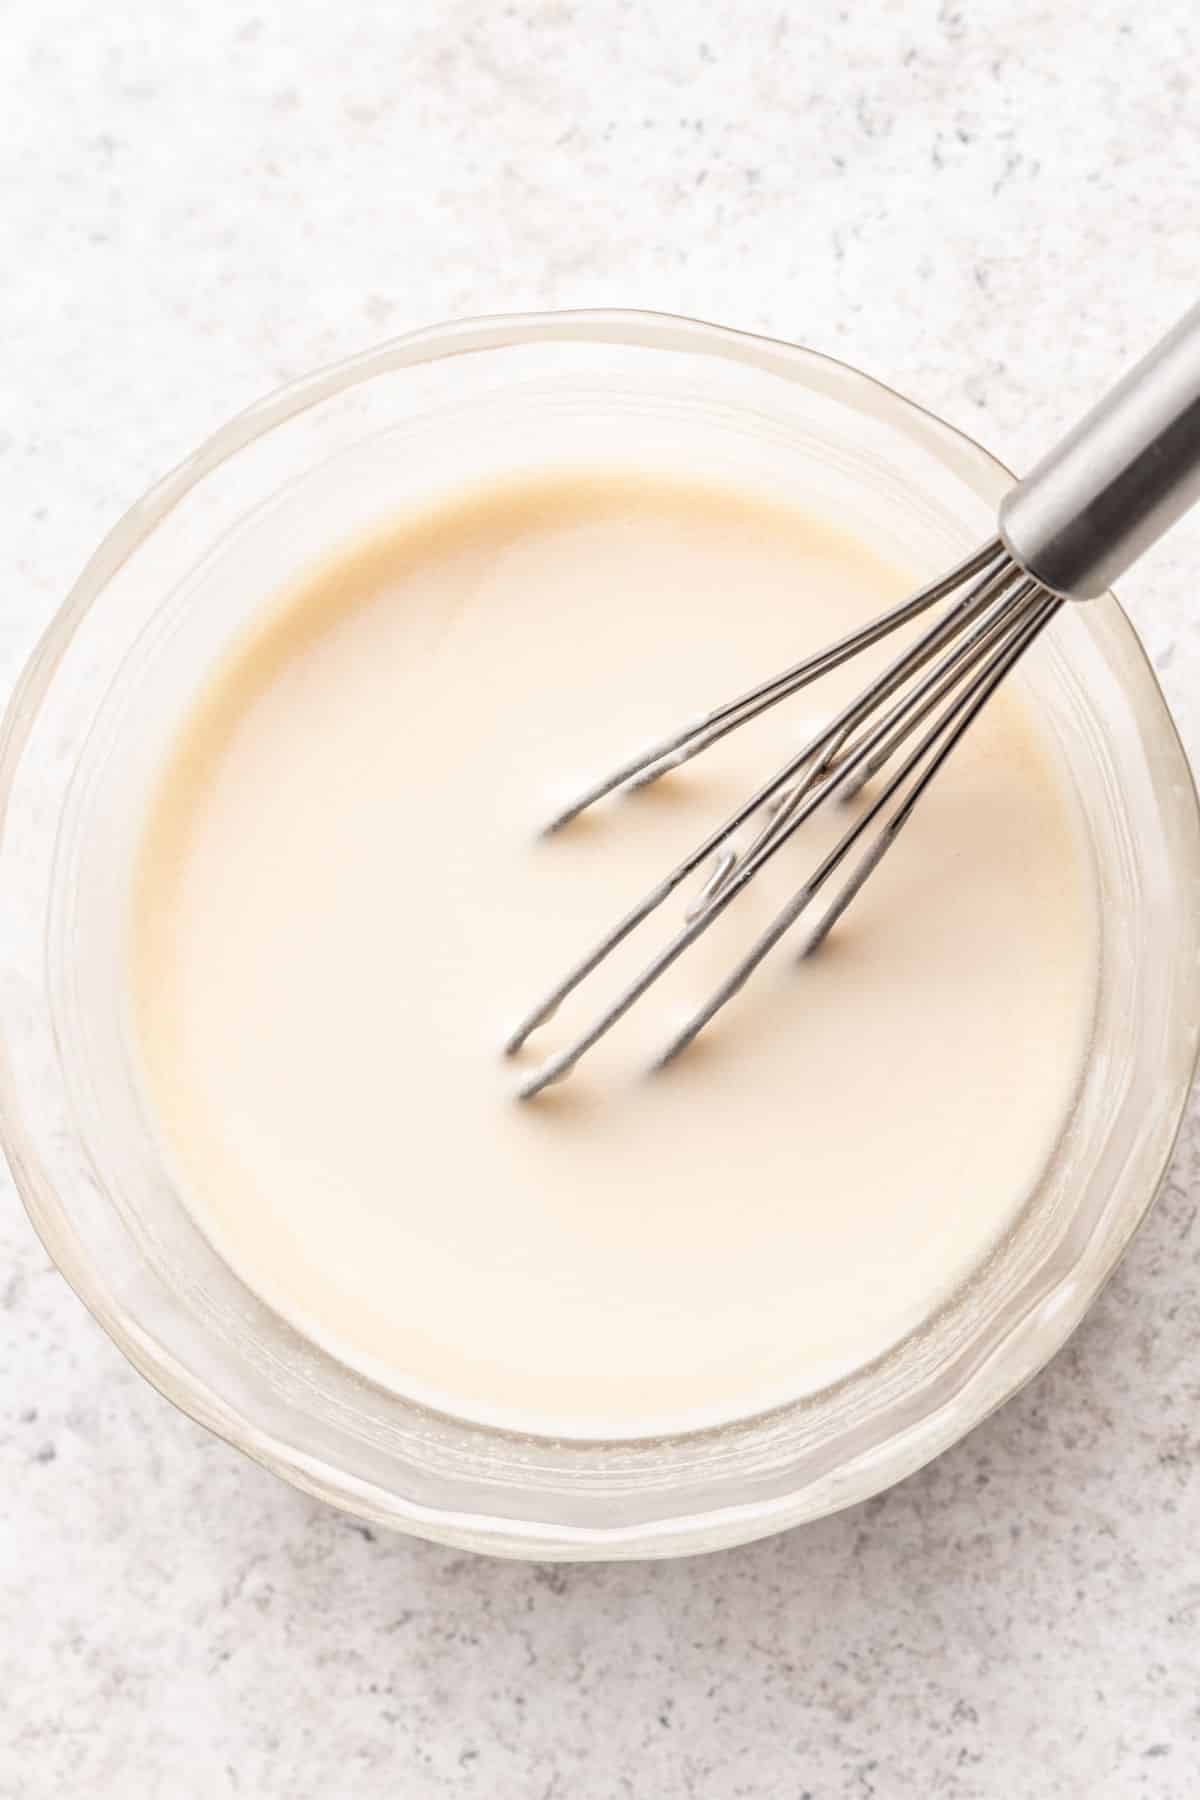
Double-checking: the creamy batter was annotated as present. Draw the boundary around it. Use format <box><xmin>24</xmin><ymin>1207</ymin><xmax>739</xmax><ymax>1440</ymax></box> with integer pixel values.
<box><xmin>130</xmin><ymin>472</ymin><xmax>1097</xmax><ymax>1436</ymax></box>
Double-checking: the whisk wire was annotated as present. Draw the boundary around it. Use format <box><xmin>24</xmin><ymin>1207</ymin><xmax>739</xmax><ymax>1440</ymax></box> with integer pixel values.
<box><xmin>654</xmin><ymin>587</ymin><xmax>1061</xmax><ymax>1068</ymax></box>
<box><xmin>506</xmin><ymin>544</ymin><xmax>1015</xmax><ymax>1060</ymax></box>
<box><xmin>542</xmin><ymin>540</ymin><xmax>1007</xmax><ymax>832</ymax></box>
<box><xmin>516</xmin><ymin>571</ymin><xmax>1052</xmax><ymax>1096</ymax></box>
<box><xmin>697</xmin><ymin>573</ymin><xmax>1040</xmax><ymax>912</ymax></box>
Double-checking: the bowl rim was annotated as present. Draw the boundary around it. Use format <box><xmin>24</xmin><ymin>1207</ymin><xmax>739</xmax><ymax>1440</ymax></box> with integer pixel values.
<box><xmin>4</xmin><ymin>305</ymin><xmax>1198</xmax><ymax>1556</ymax></box>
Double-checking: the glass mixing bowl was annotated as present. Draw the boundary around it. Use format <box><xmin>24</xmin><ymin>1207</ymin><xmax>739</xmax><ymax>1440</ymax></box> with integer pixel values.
<box><xmin>3</xmin><ymin>310</ymin><xmax>1197</xmax><ymax>1560</ymax></box>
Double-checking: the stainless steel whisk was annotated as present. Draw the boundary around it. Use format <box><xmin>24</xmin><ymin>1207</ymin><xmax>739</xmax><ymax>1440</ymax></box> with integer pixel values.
<box><xmin>508</xmin><ymin>304</ymin><xmax>1200</xmax><ymax>1097</ymax></box>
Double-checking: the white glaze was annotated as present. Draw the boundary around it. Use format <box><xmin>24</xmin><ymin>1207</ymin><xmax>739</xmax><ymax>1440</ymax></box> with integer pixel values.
<box><xmin>129</xmin><ymin>472</ymin><xmax>1096</xmax><ymax>1436</ymax></box>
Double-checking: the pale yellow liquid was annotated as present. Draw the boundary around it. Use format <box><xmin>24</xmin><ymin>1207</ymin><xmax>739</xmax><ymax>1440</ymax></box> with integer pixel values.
<box><xmin>130</xmin><ymin>473</ymin><xmax>1097</xmax><ymax>1436</ymax></box>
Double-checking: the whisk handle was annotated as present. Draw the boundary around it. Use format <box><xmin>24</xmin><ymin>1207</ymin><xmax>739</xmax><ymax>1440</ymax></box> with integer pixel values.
<box><xmin>999</xmin><ymin>301</ymin><xmax>1200</xmax><ymax>599</ymax></box>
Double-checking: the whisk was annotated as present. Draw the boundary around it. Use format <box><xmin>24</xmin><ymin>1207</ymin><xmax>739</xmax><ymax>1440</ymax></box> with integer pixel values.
<box><xmin>508</xmin><ymin>303</ymin><xmax>1200</xmax><ymax>1097</ymax></box>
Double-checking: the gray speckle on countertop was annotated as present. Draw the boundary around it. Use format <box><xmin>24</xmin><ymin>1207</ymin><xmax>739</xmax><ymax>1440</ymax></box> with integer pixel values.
<box><xmin>4</xmin><ymin>1</ymin><xmax>1200</xmax><ymax>1795</ymax></box>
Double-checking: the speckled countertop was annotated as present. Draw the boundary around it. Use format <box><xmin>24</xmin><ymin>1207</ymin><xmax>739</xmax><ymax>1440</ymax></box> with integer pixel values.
<box><xmin>4</xmin><ymin>2</ymin><xmax>1200</xmax><ymax>1795</ymax></box>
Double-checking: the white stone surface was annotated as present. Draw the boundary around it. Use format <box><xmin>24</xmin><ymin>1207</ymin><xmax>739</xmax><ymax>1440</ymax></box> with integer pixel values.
<box><xmin>3</xmin><ymin>1</ymin><xmax>1200</xmax><ymax>1793</ymax></box>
